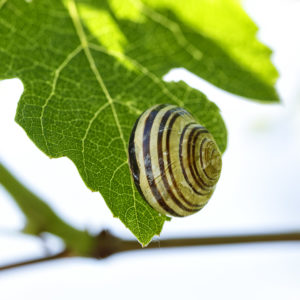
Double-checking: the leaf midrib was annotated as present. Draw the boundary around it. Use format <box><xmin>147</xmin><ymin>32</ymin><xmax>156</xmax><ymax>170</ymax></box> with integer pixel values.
<box><xmin>66</xmin><ymin>0</ymin><xmax>142</xmax><ymax>239</ymax></box>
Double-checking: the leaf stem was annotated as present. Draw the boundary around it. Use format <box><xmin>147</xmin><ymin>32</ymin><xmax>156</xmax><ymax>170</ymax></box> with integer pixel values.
<box><xmin>1</xmin><ymin>161</ymin><xmax>299</xmax><ymax>273</ymax></box>
<box><xmin>0</xmin><ymin>162</ymin><xmax>97</xmax><ymax>256</ymax></box>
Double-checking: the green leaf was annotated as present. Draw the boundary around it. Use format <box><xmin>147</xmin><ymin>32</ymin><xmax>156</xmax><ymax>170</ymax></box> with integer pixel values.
<box><xmin>77</xmin><ymin>0</ymin><xmax>279</xmax><ymax>102</ymax></box>
<box><xmin>134</xmin><ymin>0</ymin><xmax>279</xmax><ymax>102</ymax></box>
<box><xmin>0</xmin><ymin>0</ymin><xmax>276</xmax><ymax>245</ymax></box>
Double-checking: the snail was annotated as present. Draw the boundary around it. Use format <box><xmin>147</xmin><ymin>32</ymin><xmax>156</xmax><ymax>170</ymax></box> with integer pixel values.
<box><xmin>128</xmin><ymin>104</ymin><xmax>222</xmax><ymax>217</ymax></box>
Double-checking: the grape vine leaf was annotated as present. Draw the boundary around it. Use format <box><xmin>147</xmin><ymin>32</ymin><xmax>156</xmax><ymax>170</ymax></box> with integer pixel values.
<box><xmin>0</xmin><ymin>0</ymin><xmax>278</xmax><ymax>245</ymax></box>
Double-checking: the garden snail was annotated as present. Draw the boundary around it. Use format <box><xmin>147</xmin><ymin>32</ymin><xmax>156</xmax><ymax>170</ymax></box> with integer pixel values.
<box><xmin>128</xmin><ymin>104</ymin><xmax>222</xmax><ymax>217</ymax></box>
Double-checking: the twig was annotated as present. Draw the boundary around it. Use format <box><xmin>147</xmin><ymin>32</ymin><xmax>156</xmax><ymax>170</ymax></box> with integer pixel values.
<box><xmin>1</xmin><ymin>230</ymin><xmax>299</xmax><ymax>272</ymax></box>
<box><xmin>98</xmin><ymin>230</ymin><xmax>300</xmax><ymax>255</ymax></box>
<box><xmin>1</xmin><ymin>162</ymin><xmax>299</xmax><ymax>272</ymax></box>
<box><xmin>0</xmin><ymin>249</ymin><xmax>71</xmax><ymax>271</ymax></box>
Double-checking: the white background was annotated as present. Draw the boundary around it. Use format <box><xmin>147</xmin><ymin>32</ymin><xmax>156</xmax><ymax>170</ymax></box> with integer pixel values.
<box><xmin>0</xmin><ymin>0</ymin><xmax>300</xmax><ymax>299</ymax></box>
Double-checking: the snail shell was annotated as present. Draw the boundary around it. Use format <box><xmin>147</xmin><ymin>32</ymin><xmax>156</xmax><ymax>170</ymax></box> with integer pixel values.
<box><xmin>128</xmin><ymin>104</ymin><xmax>222</xmax><ymax>217</ymax></box>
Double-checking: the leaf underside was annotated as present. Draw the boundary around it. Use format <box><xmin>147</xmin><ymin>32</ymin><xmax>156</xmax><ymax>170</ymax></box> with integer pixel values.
<box><xmin>0</xmin><ymin>0</ymin><xmax>278</xmax><ymax>245</ymax></box>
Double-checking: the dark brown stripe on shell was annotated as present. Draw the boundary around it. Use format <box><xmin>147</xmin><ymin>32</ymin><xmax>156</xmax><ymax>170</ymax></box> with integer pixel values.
<box><xmin>128</xmin><ymin>113</ymin><xmax>146</xmax><ymax>201</ymax></box>
<box><xmin>157</xmin><ymin>108</ymin><xmax>200</xmax><ymax>213</ymax></box>
<box><xmin>209</xmin><ymin>148</ymin><xmax>219</xmax><ymax>179</ymax></box>
<box><xmin>179</xmin><ymin>123</ymin><xmax>207</xmax><ymax>196</ymax></box>
<box><xmin>200</xmin><ymin>138</ymin><xmax>217</xmax><ymax>181</ymax></box>
<box><xmin>143</xmin><ymin>106</ymin><xmax>181</xmax><ymax>217</ymax></box>
<box><xmin>166</xmin><ymin>113</ymin><xmax>203</xmax><ymax>208</ymax></box>
<box><xmin>191</xmin><ymin>130</ymin><xmax>215</xmax><ymax>188</ymax></box>
<box><xmin>187</xmin><ymin>127</ymin><xmax>212</xmax><ymax>192</ymax></box>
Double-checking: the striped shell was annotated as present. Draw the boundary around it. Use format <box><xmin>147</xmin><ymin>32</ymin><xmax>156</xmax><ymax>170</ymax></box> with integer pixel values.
<box><xmin>128</xmin><ymin>104</ymin><xmax>222</xmax><ymax>217</ymax></box>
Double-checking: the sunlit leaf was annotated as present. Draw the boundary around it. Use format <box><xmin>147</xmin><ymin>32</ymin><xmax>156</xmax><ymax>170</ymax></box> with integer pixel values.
<box><xmin>0</xmin><ymin>0</ymin><xmax>278</xmax><ymax>244</ymax></box>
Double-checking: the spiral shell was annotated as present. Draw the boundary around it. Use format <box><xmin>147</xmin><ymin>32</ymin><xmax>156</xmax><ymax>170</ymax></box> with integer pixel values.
<box><xmin>128</xmin><ymin>104</ymin><xmax>222</xmax><ymax>217</ymax></box>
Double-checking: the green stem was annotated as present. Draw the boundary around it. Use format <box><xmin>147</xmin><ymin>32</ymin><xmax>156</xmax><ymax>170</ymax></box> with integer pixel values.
<box><xmin>0</xmin><ymin>162</ymin><xmax>97</xmax><ymax>256</ymax></box>
<box><xmin>1</xmin><ymin>162</ymin><xmax>300</xmax><ymax>272</ymax></box>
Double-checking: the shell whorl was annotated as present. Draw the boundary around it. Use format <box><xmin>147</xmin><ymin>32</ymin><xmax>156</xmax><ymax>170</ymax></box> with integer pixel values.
<box><xmin>128</xmin><ymin>104</ymin><xmax>222</xmax><ymax>217</ymax></box>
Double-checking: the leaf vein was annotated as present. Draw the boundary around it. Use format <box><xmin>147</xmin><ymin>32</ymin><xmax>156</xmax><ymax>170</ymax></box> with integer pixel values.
<box><xmin>131</xmin><ymin>0</ymin><xmax>203</xmax><ymax>61</ymax></box>
<box><xmin>39</xmin><ymin>44</ymin><xmax>82</xmax><ymax>152</ymax></box>
<box><xmin>88</xmin><ymin>43</ymin><xmax>184</xmax><ymax>107</ymax></box>
<box><xmin>81</xmin><ymin>102</ymin><xmax>110</xmax><ymax>177</ymax></box>
<box><xmin>66</xmin><ymin>0</ymin><xmax>142</xmax><ymax>238</ymax></box>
